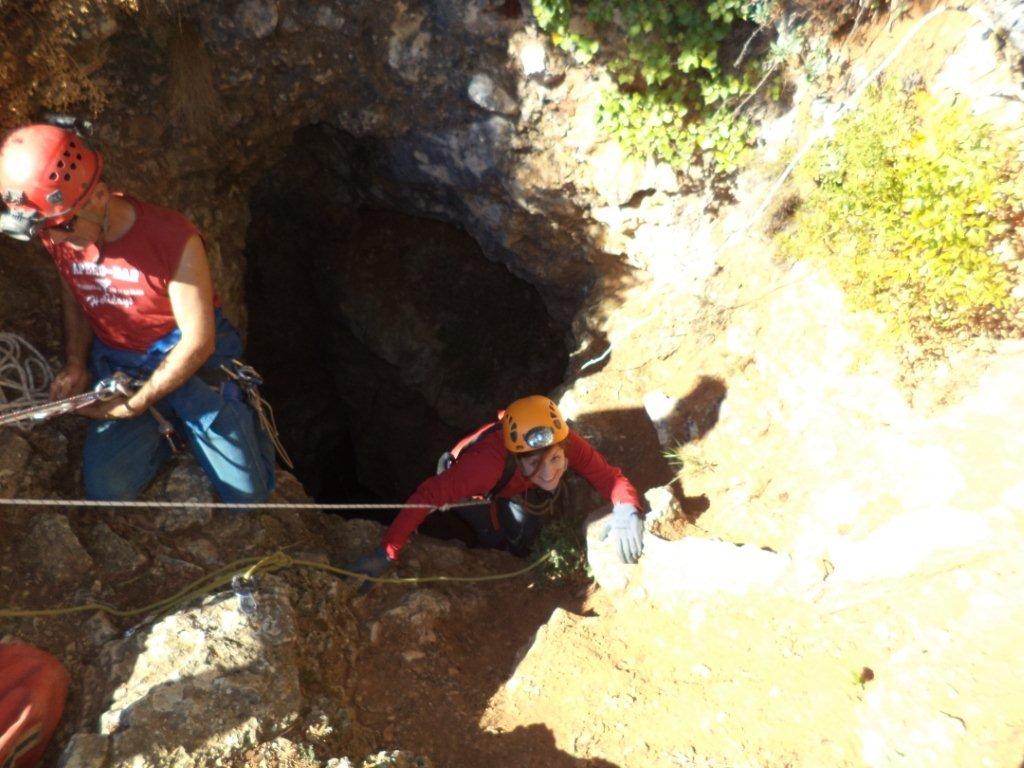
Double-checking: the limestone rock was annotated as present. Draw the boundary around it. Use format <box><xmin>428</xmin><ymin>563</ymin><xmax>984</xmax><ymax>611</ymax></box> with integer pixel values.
<box><xmin>0</xmin><ymin>430</ymin><xmax>31</xmax><ymax>499</ymax></box>
<box><xmin>381</xmin><ymin>589</ymin><xmax>452</xmax><ymax>639</ymax></box>
<box><xmin>83</xmin><ymin>613</ymin><xmax>120</xmax><ymax>646</ymax></box>
<box><xmin>643</xmin><ymin>485</ymin><xmax>688</xmax><ymax>543</ymax></box>
<box><xmin>140</xmin><ymin>456</ymin><xmax>215</xmax><ymax>532</ymax></box>
<box><xmin>22</xmin><ymin>427</ymin><xmax>69</xmax><ymax>493</ymax></box>
<box><xmin>57</xmin><ymin>733</ymin><xmax>110</xmax><ymax>768</ymax></box>
<box><xmin>586</xmin><ymin>510</ymin><xmax>794</xmax><ymax>604</ymax></box>
<box><xmin>18</xmin><ymin>513</ymin><xmax>94</xmax><ymax>583</ymax></box>
<box><xmin>509</xmin><ymin>31</ymin><xmax>548</xmax><ymax>79</ymax></box>
<box><xmin>80</xmin><ymin>522</ymin><xmax>146</xmax><ymax>575</ymax></box>
<box><xmin>388</xmin><ymin>3</ymin><xmax>431</xmax><ymax>83</ymax></box>
<box><xmin>467</xmin><ymin>73</ymin><xmax>518</xmax><ymax>116</ymax></box>
<box><xmin>69</xmin><ymin>583</ymin><xmax>302</xmax><ymax>768</ymax></box>
<box><xmin>987</xmin><ymin>0</ymin><xmax>1024</xmax><ymax>63</ymax></box>
<box><xmin>235</xmin><ymin>0</ymin><xmax>279</xmax><ymax>40</ymax></box>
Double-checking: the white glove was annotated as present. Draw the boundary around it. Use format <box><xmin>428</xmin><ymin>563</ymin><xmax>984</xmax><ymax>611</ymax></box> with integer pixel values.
<box><xmin>611</xmin><ymin>503</ymin><xmax>644</xmax><ymax>564</ymax></box>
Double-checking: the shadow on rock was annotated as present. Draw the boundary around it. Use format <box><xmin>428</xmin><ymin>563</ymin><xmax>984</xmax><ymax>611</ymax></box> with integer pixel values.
<box><xmin>646</xmin><ymin>375</ymin><xmax>727</xmax><ymax>447</ymax></box>
<box><xmin>342</xmin><ymin>541</ymin><xmax>615</xmax><ymax>767</ymax></box>
<box><xmin>569</xmin><ymin>406</ymin><xmax>676</xmax><ymax>498</ymax></box>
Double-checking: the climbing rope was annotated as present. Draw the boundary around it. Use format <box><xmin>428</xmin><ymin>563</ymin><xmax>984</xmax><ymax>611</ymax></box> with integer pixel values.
<box><xmin>0</xmin><ymin>498</ymin><xmax>488</xmax><ymax>510</ymax></box>
<box><xmin>0</xmin><ymin>549</ymin><xmax>554</xmax><ymax>620</ymax></box>
<box><xmin>0</xmin><ymin>332</ymin><xmax>53</xmax><ymax>426</ymax></box>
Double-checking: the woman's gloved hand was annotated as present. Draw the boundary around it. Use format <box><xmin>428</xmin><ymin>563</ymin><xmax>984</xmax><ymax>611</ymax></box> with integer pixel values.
<box><xmin>346</xmin><ymin>546</ymin><xmax>393</xmax><ymax>579</ymax></box>
<box><xmin>611</xmin><ymin>503</ymin><xmax>644</xmax><ymax>564</ymax></box>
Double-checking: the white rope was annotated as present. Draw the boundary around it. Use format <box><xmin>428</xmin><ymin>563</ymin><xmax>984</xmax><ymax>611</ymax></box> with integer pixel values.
<box><xmin>0</xmin><ymin>498</ymin><xmax>487</xmax><ymax>510</ymax></box>
<box><xmin>0</xmin><ymin>333</ymin><xmax>54</xmax><ymax>427</ymax></box>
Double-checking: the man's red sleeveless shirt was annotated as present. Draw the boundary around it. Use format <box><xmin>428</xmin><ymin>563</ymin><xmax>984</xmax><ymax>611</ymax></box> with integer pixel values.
<box><xmin>43</xmin><ymin>195</ymin><xmax>209</xmax><ymax>352</ymax></box>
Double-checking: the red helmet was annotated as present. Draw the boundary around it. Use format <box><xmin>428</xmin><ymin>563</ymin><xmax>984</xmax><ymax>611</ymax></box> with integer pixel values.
<box><xmin>0</xmin><ymin>123</ymin><xmax>103</xmax><ymax>240</ymax></box>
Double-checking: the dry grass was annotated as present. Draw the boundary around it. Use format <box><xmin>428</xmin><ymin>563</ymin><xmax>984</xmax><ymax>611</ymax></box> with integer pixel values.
<box><xmin>166</xmin><ymin>19</ymin><xmax>221</xmax><ymax>139</ymax></box>
<box><xmin>0</xmin><ymin>0</ymin><xmax>195</xmax><ymax>133</ymax></box>
<box><xmin>0</xmin><ymin>1</ymin><xmax>109</xmax><ymax>130</ymax></box>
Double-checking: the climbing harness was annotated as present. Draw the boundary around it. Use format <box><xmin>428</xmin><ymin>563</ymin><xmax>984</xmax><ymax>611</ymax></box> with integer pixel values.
<box><xmin>516</xmin><ymin>482</ymin><xmax>563</xmax><ymax>518</ymax></box>
<box><xmin>0</xmin><ymin>333</ymin><xmax>54</xmax><ymax>427</ymax></box>
<box><xmin>437</xmin><ymin>419</ymin><xmax>516</xmax><ymax>497</ymax></box>
<box><xmin>437</xmin><ymin>420</ymin><xmax>518</xmax><ymax>537</ymax></box>
<box><xmin>437</xmin><ymin>413</ymin><xmax>572</xmax><ymax>534</ymax></box>
<box><xmin>0</xmin><ymin>549</ymin><xmax>554</xmax><ymax>621</ymax></box>
<box><xmin>219</xmin><ymin>358</ymin><xmax>294</xmax><ymax>469</ymax></box>
<box><xmin>0</xmin><ymin>371</ymin><xmax>139</xmax><ymax>429</ymax></box>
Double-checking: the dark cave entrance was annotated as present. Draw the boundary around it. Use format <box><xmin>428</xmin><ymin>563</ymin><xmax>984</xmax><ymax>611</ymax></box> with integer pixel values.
<box><xmin>243</xmin><ymin>125</ymin><xmax>571</xmax><ymax>525</ymax></box>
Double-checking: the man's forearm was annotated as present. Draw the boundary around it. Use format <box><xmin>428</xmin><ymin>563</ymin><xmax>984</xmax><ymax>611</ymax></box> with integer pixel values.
<box><xmin>126</xmin><ymin>338</ymin><xmax>213</xmax><ymax>413</ymax></box>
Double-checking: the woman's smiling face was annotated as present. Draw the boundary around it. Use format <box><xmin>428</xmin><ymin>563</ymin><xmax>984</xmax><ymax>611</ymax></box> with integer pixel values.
<box><xmin>518</xmin><ymin>444</ymin><xmax>567</xmax><ymax>491</ymax></box>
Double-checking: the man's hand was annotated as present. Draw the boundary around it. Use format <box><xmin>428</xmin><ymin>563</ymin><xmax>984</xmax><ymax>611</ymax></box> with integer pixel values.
<box><xmin>49</xmin><ymin>362</ymin><xmax>90</xmax><ymax>401</ymax></box>
<box><xmin>611</xmin><ymin>503</ymin><xmax>644</xmax><ymax>564</ymax></box>
<box><xmin>77</xmin><ymin>395</ymin><xmax>139</xmax><ymax>421</ymax></box>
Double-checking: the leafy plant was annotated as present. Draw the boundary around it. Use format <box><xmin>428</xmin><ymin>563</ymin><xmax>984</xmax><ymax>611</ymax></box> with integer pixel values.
<box><xmin>532</xmin><ymin>0</ymin><xmax>779</xmax><ymax>175</ymax></box>
<box><xmin>780</xmin><ymin>82</ymin><xmax>1024</xmax><ymax>345</ymax></box>
<box><xmin>532</xmin><ymin>507</ymin><xmax>590</xmax><ymax>583</ymax></box>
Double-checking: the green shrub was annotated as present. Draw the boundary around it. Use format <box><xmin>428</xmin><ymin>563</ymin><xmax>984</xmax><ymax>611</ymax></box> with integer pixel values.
<box><xmin>532</xmin><ymin>508</ymin><xmax>590</xmax><ymax>584</ymax></box>
<box><xmin>780</xmin><ymin>82</ymin><xmax>1023</xmax><ymax>344</ymax></box>
<box><xmin>532</xmin><ymin>0</ymin><xmax>775</xmax><ymax>175</ymax></box>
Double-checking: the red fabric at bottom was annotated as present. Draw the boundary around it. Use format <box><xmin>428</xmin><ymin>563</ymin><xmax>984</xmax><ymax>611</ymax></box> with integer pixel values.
<box><xmin>0</xmin><ymin>644</ymin><xmax>69</xmax><ymax>768</ymax></box>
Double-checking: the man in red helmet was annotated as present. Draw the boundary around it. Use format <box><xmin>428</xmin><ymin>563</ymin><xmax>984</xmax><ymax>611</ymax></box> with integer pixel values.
<box><xmin>0</xmin><ymin>119</ymin><xmax>275</xmax><ymax>502</ymax></box>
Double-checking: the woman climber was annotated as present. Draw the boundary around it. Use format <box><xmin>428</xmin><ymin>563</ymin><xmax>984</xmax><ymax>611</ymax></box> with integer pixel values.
<box><xmin>347</xmin><ymin>394</ymin><xmax>645</xmax><ymax>578</ymax></box>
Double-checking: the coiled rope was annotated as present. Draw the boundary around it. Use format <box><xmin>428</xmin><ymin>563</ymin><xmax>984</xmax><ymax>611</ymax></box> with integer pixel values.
<box><xmin>0</xmin><ymin>332</ymin><xmax>53</xmax><ymax>426</ymax></box>
<box><xmin>0</xmin><ymin>549</ymin><xmax>554</xmax><ymax>620</ymax></box>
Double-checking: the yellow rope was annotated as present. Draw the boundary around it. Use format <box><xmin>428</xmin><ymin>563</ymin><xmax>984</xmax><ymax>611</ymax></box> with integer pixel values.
<box><xmin>0</xmin><ymin>550</ymin><xmax>553</xmax><ymax>620</ymax></box>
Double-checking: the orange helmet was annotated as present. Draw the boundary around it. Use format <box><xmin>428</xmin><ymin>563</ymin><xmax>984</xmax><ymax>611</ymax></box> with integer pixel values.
<box><xmin>503</xmin><ymin>395</ymin><xmax>569</xmax><ymax>453</ymax></box>
<box><xmin>0</xmin><ymin>120</ymin><xmax>103</xmax><ymax>240</ymax></box>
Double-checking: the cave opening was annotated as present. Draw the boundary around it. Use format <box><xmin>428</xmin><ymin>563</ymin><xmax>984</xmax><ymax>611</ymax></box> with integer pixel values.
<box><xmin>243</xmin><ymin>124</ymin><xmax>572</xmax><ymax>528</ymax></box>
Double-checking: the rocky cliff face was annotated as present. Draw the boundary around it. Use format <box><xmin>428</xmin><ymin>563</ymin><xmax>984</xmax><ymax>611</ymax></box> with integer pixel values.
<box><xmin>0</xmin><ymin>0</ymin><xmax>717</xmax><ymax>500</ymax></box>
<box><xmin>3</xmin><ymin>2</ymin><xmax>1024</xmax><ymax>767</ymax></box>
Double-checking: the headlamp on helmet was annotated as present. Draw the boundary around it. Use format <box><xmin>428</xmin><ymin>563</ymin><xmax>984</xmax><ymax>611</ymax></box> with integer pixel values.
<box><xmin>0</xmin><ymin>116</ymin><xmax>102</xmax><ymax>241</ymax></box>
<box><xmin>523</xmin><ymin>425</ymin><xmax>556</xmax><ymax>449</ymax></box>
<box><xmin>0</xmin><ymin>208</ymin><xmax>46</xmax><ymax>241</ymax></box>
<box><xmin>503</xmin><ymin>395</ymin><xmax>569</xmax><ymax>454</ymax></box>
